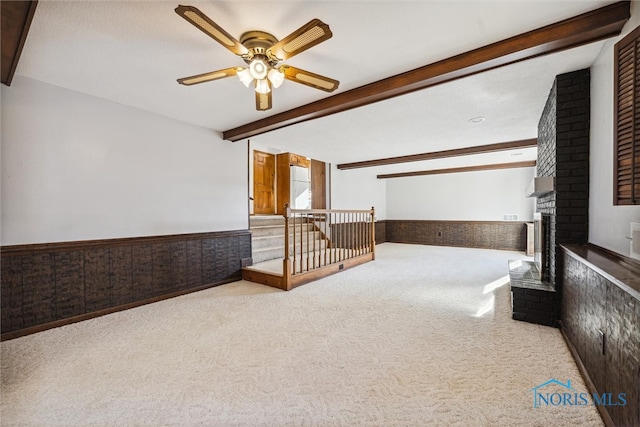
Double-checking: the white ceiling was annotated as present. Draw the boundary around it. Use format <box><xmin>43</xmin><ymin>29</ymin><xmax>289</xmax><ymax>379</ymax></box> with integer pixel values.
<box><xmin>15</xmin><ymin>0</ymin><xmax>616</xmax><ymax>170</ymax></box>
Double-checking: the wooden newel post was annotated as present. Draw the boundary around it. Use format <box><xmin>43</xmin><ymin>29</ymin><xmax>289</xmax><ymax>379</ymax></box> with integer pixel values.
<box><xmin>283</xmin><ymin>204</ymin><xmax>292</xmax><ymax>290</ymax></box>
<box><xmin>370</xmin><ymin>206</ymin><xmax>376</xmax><ymax>260</ymax></box>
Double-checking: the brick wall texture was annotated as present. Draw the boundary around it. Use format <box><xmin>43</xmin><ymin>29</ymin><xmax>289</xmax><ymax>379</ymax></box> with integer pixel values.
<box><xmin>536</xmin><ymin>69</ymin><xmax>590</xmax><ymax>286</ymax></box>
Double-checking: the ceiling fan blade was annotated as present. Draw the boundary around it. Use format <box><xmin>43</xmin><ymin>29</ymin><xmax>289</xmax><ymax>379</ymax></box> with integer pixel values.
<box><xmin>175</xmin><ymin>5</ymin><xmax>249</xmax><ymax>57</ymax></box>
<box><xmin>280</xmin><ymin>65</ymin><xmax>339</xmax><ymax>92</ymax></box>
<box><xmin>255</xmin><ymin>90</ymin><xmax>272</xmax><ymax>111</ymax></box>
<box><xmin>267</xmin><ymin>19</ymin><xmax>332</xmax><ymax>62</ymax></box>
<box><xmin>177</xmin><ymin>67</ymin><xmax>242</xmax><ymax>85</ymax></box>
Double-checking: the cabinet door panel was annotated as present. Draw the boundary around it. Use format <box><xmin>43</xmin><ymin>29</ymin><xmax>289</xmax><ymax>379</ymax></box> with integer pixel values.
<box><xmin>583</xmin><ymin>272</ymin><xmax>606</xmax><ymax>394</ymax></box>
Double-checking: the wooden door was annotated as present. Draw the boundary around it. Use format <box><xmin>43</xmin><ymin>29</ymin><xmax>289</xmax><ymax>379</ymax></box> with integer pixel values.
<box><xmin>253</xmin><ymin>150</ymin><xmax>275</xmax><ymax>214</ymax></box>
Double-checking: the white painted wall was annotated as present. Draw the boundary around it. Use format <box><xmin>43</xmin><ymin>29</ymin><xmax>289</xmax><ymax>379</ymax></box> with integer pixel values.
<box><xmin>590</xmin><ymin>4</ymin><xmax>640</xmax><ymax>257</ymax></box>
<box><xmin>331</xmin><ymin>166</ymin><xmax>386</xmax><ymax>220</ymax></box>
<box><xmin>386</xmin><ymin>167</ymin><xmax>536</xmax><ymax>221</ymax></box>
<box><xmin>1</xmin><ymin>76</ymin><xmax>248</xmax><ymax>245</ymax></box>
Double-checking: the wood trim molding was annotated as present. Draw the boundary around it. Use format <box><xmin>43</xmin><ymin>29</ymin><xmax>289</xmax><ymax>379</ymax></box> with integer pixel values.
<box><xmin>338</xmin><ymin>138</ymin><xmax>537</xmax><ymax>170</ymax></box>
<box><xmin>1</xmin><ymin>1</ymin><xmax>38</xmax><ymax>86</ymax></box>
<box><xmin>1</xmin><ymin>229</ymin><xmax>251</xmax><ymax>256</ymax></box>
<box><xmin>222</xmin><ymin>1</ymin><xmax>630</xmax><ymax>142</ymax></box>
<box><xmin>377</xmin><ymin>160</ymin><xmax>536</xmax><ymax>179</ymax></box>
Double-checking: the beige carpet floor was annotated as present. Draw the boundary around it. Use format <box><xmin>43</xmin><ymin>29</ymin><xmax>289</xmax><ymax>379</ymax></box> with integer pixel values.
<box><xmin>1</xmin><ymin>243</ymin><xmax>602</xmax><ymax>426</ymax></box>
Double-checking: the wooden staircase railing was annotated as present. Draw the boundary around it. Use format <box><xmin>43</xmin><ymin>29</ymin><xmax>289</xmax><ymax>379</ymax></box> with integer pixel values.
<box><xmin>282</xmin><ymin>206</ymin><xmax>375</xmax><ymax>290</ymax></box>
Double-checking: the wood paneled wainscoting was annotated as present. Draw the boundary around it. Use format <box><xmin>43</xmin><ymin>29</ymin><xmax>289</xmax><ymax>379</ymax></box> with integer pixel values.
<box><xmin>1</xmin><ymin>230</ymin><xmax>251</xmax><ymax>340</ymax></box>
<box><xmin>385</xmin><ymin>220</ymin><xmax>527</xmax><ymax>251</ymax></box>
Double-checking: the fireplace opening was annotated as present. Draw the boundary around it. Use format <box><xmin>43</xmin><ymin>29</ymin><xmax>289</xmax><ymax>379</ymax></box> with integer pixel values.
<box><xmin>534</xmin><ymin>213</ymin><xmax>552</xmax><ymax>282</ymax></box>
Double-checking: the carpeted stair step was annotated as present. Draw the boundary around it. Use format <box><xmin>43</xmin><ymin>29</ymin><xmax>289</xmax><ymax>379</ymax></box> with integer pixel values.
<box><xmin>250</xmin><ymin>223</ymin><xmax>315</xmax><ymax>238</ymax></box>
<box><xmin>252</xmin><ymin>246</ymin><xmax>285</xmax><ymax>264</ymax></box>
<box><xmin>250</xmin><ymin>215</ymin><xmax>326</xmax><ymax>264</ymax></box>
<box><xmin>252</xmin><ymin>239</ymin><xmax>329</xmax><ymax>264</ymax></box>
<box><xmin>249</xmin><ymin>215</ymin><xmax>285</xmax><ymax>227</ymax></box>
<box><xmin>251</xmin><ymin>231</ymin><xmax>324</xmax><ymax>250</ymax></box>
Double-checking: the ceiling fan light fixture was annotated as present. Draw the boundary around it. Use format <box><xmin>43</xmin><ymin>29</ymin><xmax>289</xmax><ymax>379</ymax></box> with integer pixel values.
<box><xmin>237</xmin><ymin>68</ymin><xmax>253</xmax><ymax>87</ymax></box>
<box><xmin>255</xmin><ymin>79</ymin><xmax>271</xmax><ymax>94</ymax></box>
<box><xmin>249</xmin><ymin>57</ymin><xmax>269</xmax><ymax>80</ymax></box>
<box><xmin>175</xmin><ymin>7</ymin><xmax>339</xmax><ymax>111</ymax></box>
<box><xmin>268</xmin><ymin>68</ymin><xmax>285</xmax><ymax>88</ymax></box>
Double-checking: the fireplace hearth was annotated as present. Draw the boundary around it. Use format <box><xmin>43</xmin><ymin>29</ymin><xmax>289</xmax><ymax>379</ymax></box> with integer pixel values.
<box><xmin>508</xmin><ymin>257</ymin><xmax>556</xmax><ymax>326</ymax></box>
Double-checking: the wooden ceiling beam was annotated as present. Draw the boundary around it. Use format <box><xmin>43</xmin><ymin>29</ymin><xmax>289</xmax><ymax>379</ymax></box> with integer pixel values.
<box><xmin>223</xmin><ymin>1</ymin><xmax>630</xmax><ymax>142</ymax></box>
<box><xmin>1</xmin><ymin>1</ymin><xmax>38</xmax><ymax>86</ymax></box>
<box><xmin>377</xmin><ymin>160</ymin><xmax>537</xmax><ymax>179</ymax></box>
<box><xmin>337</xmin><ymin>138</ymin><xmax>537</xmax><ymax>170</ymax></box>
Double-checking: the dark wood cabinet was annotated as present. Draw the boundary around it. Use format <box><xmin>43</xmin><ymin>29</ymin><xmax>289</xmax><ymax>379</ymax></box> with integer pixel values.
<box><xmin>561</xmin><ymin>245</ymin><xmax>639</xmax><ymax>427</ymax></box>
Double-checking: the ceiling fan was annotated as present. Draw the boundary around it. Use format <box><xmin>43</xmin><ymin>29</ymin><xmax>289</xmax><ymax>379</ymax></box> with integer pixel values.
<box><xmin>175</xmin><ymin>5</ymin><xmax>340</xmax><ymax>111</ymax></box>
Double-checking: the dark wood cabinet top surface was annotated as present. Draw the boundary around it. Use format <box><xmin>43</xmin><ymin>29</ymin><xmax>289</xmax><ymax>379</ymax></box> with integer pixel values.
<box><xmin>562</xmin><ymin>243</ymin><xmax>640</xmax><ymax>300</ymax></box>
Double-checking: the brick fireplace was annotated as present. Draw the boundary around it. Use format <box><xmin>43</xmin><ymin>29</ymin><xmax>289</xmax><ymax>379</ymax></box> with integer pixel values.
<box><xmin>536</xmin><ymin>68</ymin><xmax>590</xmax><ymax>286</ymax></box>
<box><xmin>511</xmin><ymin>68</ymin><xmax>590</xmax><ymax>327</ymax></box>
